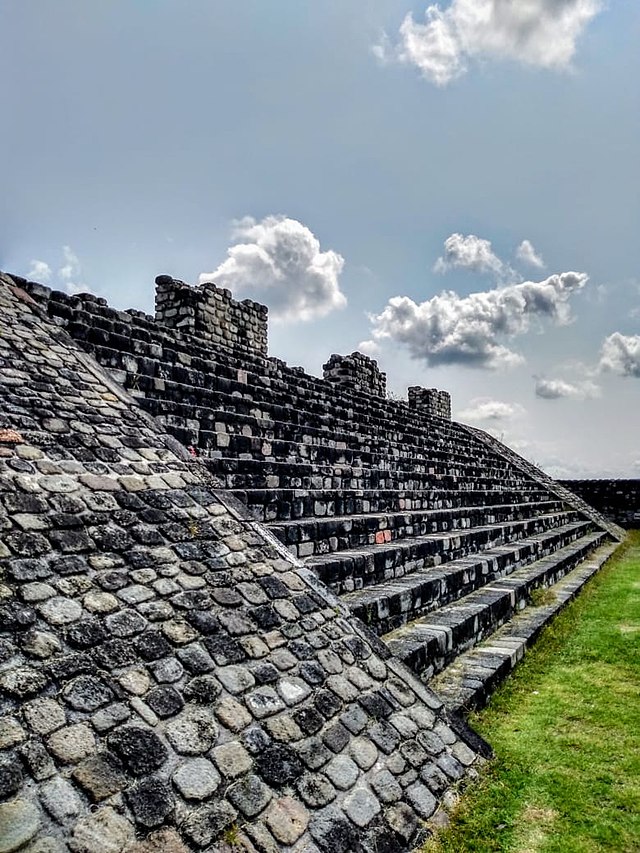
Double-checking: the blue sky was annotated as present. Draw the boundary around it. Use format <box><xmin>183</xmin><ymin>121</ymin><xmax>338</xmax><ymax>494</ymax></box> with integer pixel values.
<box><xmin>2</xmin><ymin>1</ymin><xmax>639</xmax><ymax>476</ymax></box>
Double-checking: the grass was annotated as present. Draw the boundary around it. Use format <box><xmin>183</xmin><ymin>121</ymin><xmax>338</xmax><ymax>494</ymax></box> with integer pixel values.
<box><xmin>425</xmin><ymin>531</ymin><xmax>640</xmax><ymax>853</ymax></box>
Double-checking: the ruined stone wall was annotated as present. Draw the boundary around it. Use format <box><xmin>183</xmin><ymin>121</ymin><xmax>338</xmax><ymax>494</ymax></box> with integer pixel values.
<box><xmin>323</xmin><ymin>353</ymin><xmax>387</xmax><ymax>399</ymax></box>
<box><xmin>407</xmin><ymin>388</ymin><xmax>451</xmax><ymax>421</ymax></box>
<box><xmin>558</xmin><ymin>480</ymin><xmax>640</xmax><ymax>529</ymax></box>
<box><xmin>155</xmin><ymin>275</ymin><xmax>268</xmax><ymax>357</ymax></box>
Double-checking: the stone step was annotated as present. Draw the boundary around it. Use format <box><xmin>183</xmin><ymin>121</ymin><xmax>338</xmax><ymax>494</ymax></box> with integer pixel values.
<box><xmin>231</xmin><ymin>486</ymin><xmax>559</xmax><ymax>522</ymax></box>
<box><xmin>305</xmin><ymin>511</ymin><xmax>586</xmax><ymax>595</ymax></box>
<box><xmin>430</xmin><ymin>540</ymin><xmax>619</xmax><ymax>713</ymax></box>
<box><xmin>343</xmin><ymin>519</ymin><xmax>593</xmax><ymax>634</ymax></box>
<box><xmin>383</xmin><ymin>530</ymin><xmax>608</xmax><ymax>680</ymax></box>
<box><xmin>206</xmin><ymin>456</ymin><xmax>543</xmax><ymax>494</ymax></box>
<box><xmin>267</xmin><ymin>500</ymin><xmax>566</xmax><ymax>558</ymax></box>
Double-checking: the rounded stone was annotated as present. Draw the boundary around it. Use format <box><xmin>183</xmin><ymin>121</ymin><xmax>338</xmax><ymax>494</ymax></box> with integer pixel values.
<box><xmin>349</xmin><ymin>736</ymin><xmax>378</xmax><ymax>770</ymax></box>
<box><xmin>126</xmin><ymin>777</ymin><xmax>175</xmax><ymax>828</ymax></box>
<box><xmin>107</xmin><ymin>726</ymin><xmax>169</xmax><ymax>775</ymax></box>
<box><xmin>172</xmin><ymin>758</ymin><xmax>221</xmax><ymax>800</ymax></box>
<box><xmin>165</xmin><ymin>709</ymin><xmax>218</xmax><ymax>755</ymax></box>
<box><xmin>39</xmin><ymin>778</ymin><xmax>82</xmax><ymax>822</ymax></box>
<box><xmin>83</xmin><ymin>592</ymin><xmax>119</xmax><ymax>614</ymax></box>
<box><xmin>324</xmin><ymin>754</ymin><xmax>359</xmax><ymax>790</ymax></box>
<box><xmin>47</xmin><ymin>724</ymin><xmax>95</xmax><ymax>764</ymax></box>
<box><xmin>264</xmin><ymin>796</ymin><xmax>309</xmax><ymax>845</ymax></box>
<box><xmin>0</xmin><ymin>798</ymin><xmax>41</xmax><ymax>853</ymax></box>
<box><xmin>69</xmin><ymin>806</ymin><xmax>135</xmax><ymax>853</ymax></box>
<box><xmin>118</xmin><ymin>668</ymin><xmax>151</xmax><ymax>696</ymax></box>
<box><xmin>0</xmin><ymin>666</ymin><xmax>48</xmax><ymax>698</ymax></box>
<box><xmin>39</xmin><ymin>597</ymin><xmax>82</xmax><ymax>625</ymax></box>
<box><xmin>0</xmin><ymin>755</ymin><xmax>22</xmax><ymax>800</ymax></box>
<box><xmin>23</xmin><ymin>698</ymin><xmax>66</xmax><ymax>735</ymax></box>
<box><xmin>62</xmin><ymin>676</ymin><xmax>113</xmax><ymax>712</ymax></box>
<box><xmin>343</xmin><ymin>785</ymin><xmax>381</xmax><ymax>827</ymax></box>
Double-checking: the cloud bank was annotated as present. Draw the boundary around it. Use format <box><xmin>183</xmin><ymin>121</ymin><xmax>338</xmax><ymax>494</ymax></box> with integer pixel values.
<box><xmin>368</xmin><ymin>271</ymin><xmax>588</xmax><ymax>369</ymax></box>
<box><xmin>381</xmin><ymin>0</ymin><xmax>603</xmax><ymax>86</ymax></box>
<box><xmin>599</xmin><ymin>332</ymin><xmax>640</xmax><ymax>378</ymax></box>
<box><xmin>534</xmin><ymin>376</ymin><xmax>599</xmax><ymax>399</ymax></box>
<box><xmin>200</xmin><ymin>215</ymin><xmax>346</xmax><ymax>323</ymax></box>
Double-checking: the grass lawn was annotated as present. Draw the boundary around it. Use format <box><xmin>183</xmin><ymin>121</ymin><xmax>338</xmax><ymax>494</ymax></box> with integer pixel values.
<box><xmin>425</xmin><ymin>531</ymin><xmax>640</xmax><ymax>853</ymax></box>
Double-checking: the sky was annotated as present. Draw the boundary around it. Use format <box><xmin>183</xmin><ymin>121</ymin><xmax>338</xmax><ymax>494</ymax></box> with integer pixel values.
<box><xmin>1</xmin><ymin>0</ymin><xmax>639</xmax><ymax>478</ymax></box>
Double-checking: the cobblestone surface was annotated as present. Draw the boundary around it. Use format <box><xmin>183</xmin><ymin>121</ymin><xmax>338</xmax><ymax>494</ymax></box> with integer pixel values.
<box><xmin>0</xmin><ymin>274</ymin><xmax>480</xmax><ymax>851</ymax></box>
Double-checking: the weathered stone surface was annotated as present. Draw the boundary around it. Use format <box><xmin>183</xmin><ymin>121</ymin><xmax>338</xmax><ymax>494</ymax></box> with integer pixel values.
<box><xmin>264</xmin><ymin>796</ymin><xmax>309</xmax><ymax>845</ymax></box>
<box><xmin>212</xmin><ymin>741</ymin><xmax>253</xmax><ymax>779</ymax></box>
<box><xmin>23</xmin><ymin>698</ymin><xmax>66</xmax><ymax>735</ymax></box>
<box><xmin>308</xmin><ymin>805</ymin><xmax>360</xmax><ymax>852</ymax></box>
<box><xmin>0</xmin><ymin>798</ymin><xmax>41</xmax><ymax>852</ymax></box>
<box><xmin>107</xmin><ymin>726</ymin><xmax>168</xmax><ymax>775</ymax></box>
<box><xmin>342</xmin><ymin>785</ymin><xmax>381</xmax><ymax>827</ymax></box>
<box><xmin>47</xmin><ymin>724</ymin><xmax>95</xmax><ymax>764</ymax></box>
<box><xmin>69</xmin><ymin>806</ymin><xmax>135</xmax><ymax>853</ymax></box>
<box><xmin>406</xmin><ymin>782</ymin><xmax>437</xmax><ymax>819</ymax></box>
<box><xmin>127</xmin><ymin>777</ymin><xmax>176</xmax><ymax>828</ymax></box>
<box><xmin>227</xmin><ymin>774</ymin><xmax>272</xmax><ymax>817</ymax></box>
<box><xmin>172</xmin><ymin>758</ymin><xmax>221</xmax><ymax>800</ymax></box>
<box><xmin>165</xmin><ymin>708</ymin><xmax>218</xmax><ymax>755</ymax></box>
<box><xmin>39</xmin><ymin>777</ymin><xmax>82</xmax><ymax>822</ymax></box>
<box><xmin>72</xmin><ymin>756</ymin><xmax>126</xmax><ymax>801</ymax></box>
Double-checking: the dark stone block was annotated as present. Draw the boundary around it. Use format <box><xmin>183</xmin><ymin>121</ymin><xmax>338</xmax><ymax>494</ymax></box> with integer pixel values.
<box><xmin>127</xmin><ymin>776</ymin><xmax>175</xmax><ymax>827</ymax></box>
<box><xmin>108</xmin><ymin>726</ymin><xmax>169</xmax><ymax>776</ymax></box>
<box><xmin>254</xmin><ymin>744</ymin><xmax>304</xmax><ymax>786</ymax></box>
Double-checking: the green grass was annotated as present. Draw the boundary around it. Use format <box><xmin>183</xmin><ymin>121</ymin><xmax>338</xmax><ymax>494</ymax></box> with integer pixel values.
<box><xmin>425</xmin><ymin>532</ymin><xmax>640</xmax><ymax>853</ymax></box>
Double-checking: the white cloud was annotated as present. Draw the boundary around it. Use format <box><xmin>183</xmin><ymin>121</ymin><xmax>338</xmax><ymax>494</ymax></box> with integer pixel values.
<box><xmin>57</xmin><ymin>245</ymin><xmax>87</xmax><ymax>295</ymax></box>
<box><xmin>599</xmin><ymin>332</ymin><xmax>640</xmax><ymax>378</ymax></box>
<box><xmin>385</xmin><ymin>0</ymin><xmax>603</xmax><ymax>86</ymax></box>
<box><xmin>200</xmin><ymin>215</ymin><xmax>346</xmax><ymax>323</ymax></box>
<box><xmin>516</xmin><ymin>239</ymin><xmax>545</xmax><ymax>269</ymax></box>
<box><xmin>434</xmin><ymin>233</ymin><xmax>506</xmax><ymax>276</ymax></box>
<box><xmin>27</xmin><ymin>260</ymin><xmax>52</xmax><ymax>283</ymax></box>
<box><xmin>458</xmin><ymin>397</ymin><xmax>525</xmax><ymax>422</ymax></box>
<box><xmin>534</xmin><ymin>376</ymin><xmax>600</xmax><ymax>399</ymax></box>
<box><xmin>368</xmin><ymin>271</ymin><xmax>587</xmax><ymax>369</ymax></box>
<box><xmin>357</xmin><ymin>339</ymin><xmax>381</xmax><ymax>356</ymax></box>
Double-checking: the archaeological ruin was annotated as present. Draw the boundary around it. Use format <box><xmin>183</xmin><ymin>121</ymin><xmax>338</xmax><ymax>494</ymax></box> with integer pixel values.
<box><xmin>0</xmin><ymin>270</ymin><xmax>629</xmax><ymax>852</ymax></box>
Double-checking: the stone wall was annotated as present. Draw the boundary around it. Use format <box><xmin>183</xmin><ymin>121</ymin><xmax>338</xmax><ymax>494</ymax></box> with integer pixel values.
<box><xmin>408</xmin><ymin>388</ymin><xmax>451</xmax><ymax>421</ymax></box>
<box><xmin>559</xmin><ymin>480</ymin><xmax>640</xmax><ymax>528</ymax></box>
<box><xmin>155</xmin><ymin>275</ymin><xmax>268</xmax><ymax>356</ymax></box>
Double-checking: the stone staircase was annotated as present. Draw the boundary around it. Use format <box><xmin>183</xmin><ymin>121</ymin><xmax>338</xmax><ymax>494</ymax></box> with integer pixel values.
<box><xmin>19</xmin><ymin>276</ymin><xmax>623</xmax><ymax>717</ymax></box>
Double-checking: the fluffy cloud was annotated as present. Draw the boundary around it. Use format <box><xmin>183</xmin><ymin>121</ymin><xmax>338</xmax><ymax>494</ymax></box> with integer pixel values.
<box><xmin>368</xmin><ymin>271</ymin><xmax>587</xmax><ymax>369</ymax></box>
<box><xmin>516</xmin><ymin>239</ymin><xmax>545</xmax><ymax>269</ymax></box>
<box><xmin>434</xmin><ymin>233</ymin><xmax>506</xmax><ymax>276</ymax></box>
<box><xmin>200</xmin><ymin>215</ymin><xmax>346</xmax><ymax>323</ymax></box>
<box><xmin>384</xmin><ymin>0</ymin><xmax>603</xmax><ymax>86</ymax></box>
<box><xmin>599</xmin><ymin>332</ymin><xmax>640</xmax><ymax>378</ymax></box>
<box><xmin>534</xmin><ymin>376</ymin><xmax>600</xmax><ymax>399</ymax></box>
<box><xmin>458</xmin><ymin>397</ymin><xmax>525</xmax><ymax>422</ymax></box>
<box><xmin>27</xmin><ymin>260</ymin><xmax>52</xmax><ymax>283</ymax></box>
